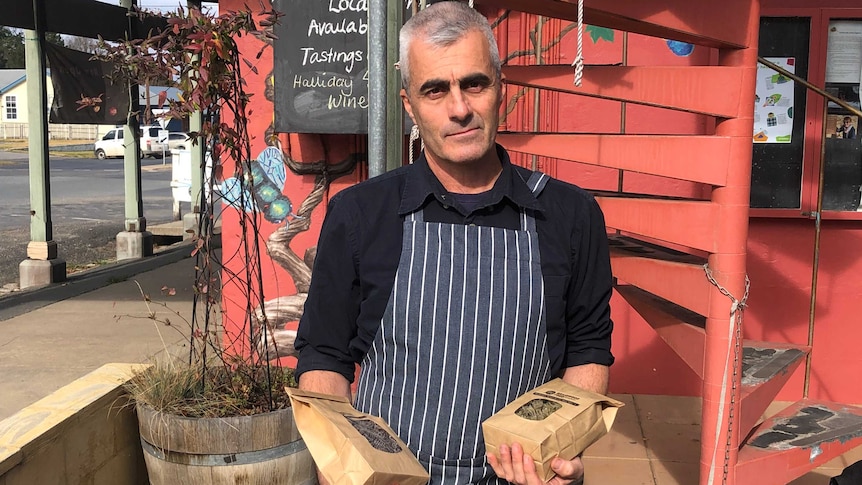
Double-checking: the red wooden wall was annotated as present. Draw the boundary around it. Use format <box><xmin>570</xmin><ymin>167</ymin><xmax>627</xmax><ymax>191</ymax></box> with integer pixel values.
<box><xmin>222</xmin><ymin>0</ymin><xmax>862</xmax><ymax>403</ymax></box>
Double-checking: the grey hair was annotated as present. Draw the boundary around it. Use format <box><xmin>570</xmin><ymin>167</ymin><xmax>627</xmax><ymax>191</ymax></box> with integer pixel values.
<box><xmin>399</xmin><ymin>1</ymin><xmax>502</xmax><ymax>91</ymax></box>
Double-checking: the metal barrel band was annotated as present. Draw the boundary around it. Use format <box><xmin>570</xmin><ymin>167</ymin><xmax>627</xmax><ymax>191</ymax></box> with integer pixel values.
<box><xmin>140</xmin><ymin>437</ymin><xmax>307</xmax><ymax>466</ymax></box>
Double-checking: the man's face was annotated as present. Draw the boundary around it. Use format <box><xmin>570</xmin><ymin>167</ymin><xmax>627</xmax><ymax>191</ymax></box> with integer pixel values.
<box><xmin>401</xmin><ymin>29</ymin><xmax>503</xmax><ymax>169</ymax></box>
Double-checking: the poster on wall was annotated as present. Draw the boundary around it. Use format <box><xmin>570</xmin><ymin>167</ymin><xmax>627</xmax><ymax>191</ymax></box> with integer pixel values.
<box><xmin>753</xmin><ymin>57</ymin><xmax>795</xmax><ymax>144</ymax></box>
<box><xmin>826</xmin><ymin>20</ymin><xmax>862</xmax><ymax>84</ymax></box>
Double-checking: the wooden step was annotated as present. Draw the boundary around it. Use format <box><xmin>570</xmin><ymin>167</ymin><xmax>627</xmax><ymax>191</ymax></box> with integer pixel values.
<box><xmin>476</xmin><ymin>0</ymin><xmax>750</xmax><ymax>49</ymax></box>
<box><xmin>597</xmin><ymin>196</ymin><xmax>719</xmax><ymax>253</ymax></box>
<box><xmin>737</xmin><ymin>342</ymin><xmax>810</xmax><ymax>437</ymax></box>
<box><xmin>609</xmin><ymin>235</ymin><xmax>710</xmax><ymax>316</ymax></box>
<box><xmin>616</xmin><ymin>284</ymin><xmax>705</xmax><ymax>378</ymax></box>
<box><xmin>737</xmin><ymin>400</ymin><xmax>862</xmax><ymax>485</ymax></box>
<box><xmin>498</xmin><ymin>133</ymin><xmax>731</xmax><ymax>186</ymax></box>
<box><xmin>503</xmin><ymin>66</ymin><xmax>744</xmax><ymax>118</ymax></box>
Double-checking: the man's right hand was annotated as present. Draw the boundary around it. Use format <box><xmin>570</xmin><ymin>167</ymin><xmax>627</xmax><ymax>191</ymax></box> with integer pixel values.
<box><xmin>297</xmin><ymin>370</ymin><xmax>352</xmax><ymax>485</ymax></box>
<box><xmin>487</xmin><ymin>442</ymin><xmax>585</xmax><ymax>485</ymax></box>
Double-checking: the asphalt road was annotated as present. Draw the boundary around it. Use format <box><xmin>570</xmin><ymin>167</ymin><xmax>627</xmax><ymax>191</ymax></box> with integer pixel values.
<box><xmin>0</xmin><ymin>152</ymin><xmax>177</xmax><ymax>288</ymax></box>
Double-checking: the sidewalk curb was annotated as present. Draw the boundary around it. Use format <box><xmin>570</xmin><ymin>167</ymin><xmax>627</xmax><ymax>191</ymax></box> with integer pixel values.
<box><xmin>0</xmin><ymin>242</ymin><xmax>194</xmax><ymax>323</ymax></box>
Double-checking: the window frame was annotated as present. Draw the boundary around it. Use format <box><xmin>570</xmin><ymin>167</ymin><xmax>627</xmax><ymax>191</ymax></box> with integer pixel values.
<box><xmin>753</xmin><ymin>7</ymin><xmax>862</xmax><ymax>220</ymax></box>
<box><xmin>4</xmin><ymin>95</ymin><xmax>17</xmax><ymax>121</ymax></box>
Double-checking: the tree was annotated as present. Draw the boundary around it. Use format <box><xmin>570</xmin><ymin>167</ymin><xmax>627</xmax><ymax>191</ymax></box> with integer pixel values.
<box><xmin>0</xmin><ymin>27</ymin><xmax>66</xmax><ymax>69</ymax></box>
<box><xmin>63</xmin><ymin>35</ymin><xmax>103</xmax><ymax>55</ymax></box>
<box><xmin>46</xmin><ymin>32</ymin><xmax>65</xmax><ymax>49</ymax></box>
<box><xmin>0</xmin><ymin>28</ymin><xmax>25</xmax><ymax>69</ymax></box>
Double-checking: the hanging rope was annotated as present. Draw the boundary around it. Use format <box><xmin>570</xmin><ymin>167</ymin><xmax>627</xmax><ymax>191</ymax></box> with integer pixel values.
<box><xmin>571</xmin><ymin>0</ymin><xmax>584</xmax><ymax>86</ymax></box>
<box><xmin>702</xmin><ymin>264</ymin><xmax>750</xmax><ymax>485</ymax></box>
<box><xmin>409</xmin><ymin>124</ymin><xmax>421</xmax><ymax>164</ymax></box>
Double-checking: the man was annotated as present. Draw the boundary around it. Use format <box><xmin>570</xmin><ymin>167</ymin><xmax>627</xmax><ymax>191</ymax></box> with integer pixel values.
<box><xmin>294</xmin><ymin>2</ymin><xmax>614</xmax><ymax>483</ymax></box>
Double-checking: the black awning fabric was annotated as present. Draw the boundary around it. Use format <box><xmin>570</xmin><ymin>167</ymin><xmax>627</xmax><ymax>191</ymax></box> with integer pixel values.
<box><xmin>5</xmin><ymin>0</ymin><xmax>166</xmax><ymax>41</ymax></box>
<box><xmin>45</xmin><ymin>43</ymin><xmax>129</xmax><ymax>125</ymax></box>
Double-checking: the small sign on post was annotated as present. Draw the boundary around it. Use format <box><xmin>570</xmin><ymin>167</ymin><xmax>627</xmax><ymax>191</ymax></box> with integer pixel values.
<box><xmin>159</xmin><ymin>129</ymin><xmax>169</xmax><ymax>163</ymax></box>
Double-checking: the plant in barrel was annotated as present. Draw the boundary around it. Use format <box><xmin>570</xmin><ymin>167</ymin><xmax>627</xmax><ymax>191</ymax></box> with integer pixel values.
<box><xmin>95</xmin><ymin>5</ymin><xmax>321</xmax><ymax>482</ymax></box>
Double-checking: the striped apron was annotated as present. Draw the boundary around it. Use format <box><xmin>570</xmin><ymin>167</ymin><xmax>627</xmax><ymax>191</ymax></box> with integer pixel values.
<box><xmin>355</xmin><ymin>172</ymin><xmax>552</xmax><ymax>484</ymax></box>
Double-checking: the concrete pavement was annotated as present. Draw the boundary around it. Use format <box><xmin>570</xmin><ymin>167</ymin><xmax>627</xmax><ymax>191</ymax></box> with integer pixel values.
<box><xmin>0</xmin><ymin>239</ymin><xmax>857</xmax><ymax>484</ymax></box>
<box><xmin>0</xmin><ymin>244</ymin><xmax>196</xmax><ymax>420</ymax></box>
<box><xmin>0</xmin><ymin>151</ymin><xmax>27</xmax><ymax>162</ymax></box>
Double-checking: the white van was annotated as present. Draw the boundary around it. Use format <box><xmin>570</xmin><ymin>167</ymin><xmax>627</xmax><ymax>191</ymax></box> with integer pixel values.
<box><xmin>93</xmin><ymin>126</ymin><xmax>167</xmax><ymax>159</ymax></box>
<box><xmin>139</xmin><ymin>125</ymin><xmax>169</xmax><ymax>158</ymax></box>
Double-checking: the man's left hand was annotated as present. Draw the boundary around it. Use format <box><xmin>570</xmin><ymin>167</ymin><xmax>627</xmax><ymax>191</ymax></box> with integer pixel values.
<box><xmin>487</xmin><ymin>442</ymin><xmax>585</xmax><ymax>484</ymax></box>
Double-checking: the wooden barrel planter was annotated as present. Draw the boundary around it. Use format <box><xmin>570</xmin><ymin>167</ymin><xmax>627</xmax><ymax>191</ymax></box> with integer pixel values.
<box><xmin>136</xmin><ymin>404</ymin><xmax>317</xmax><ymax>484</ymax></box>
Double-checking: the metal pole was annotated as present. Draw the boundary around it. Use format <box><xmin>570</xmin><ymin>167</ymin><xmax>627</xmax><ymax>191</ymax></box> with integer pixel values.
<box><xmin>699</xmin><ymin>1</ymin><xmax>760</xmax><ymax>483</ymax></box>
<box><xmin>803</xmin><ymin>104</ymin><xmax>830</xmax><ymax>398</ymax></box>
<box><xmin>367</xmin><ymin>0</ymin><xmax>387</xmax><ymax>178</ymax></box>
<box><xmin>384</xmin><ymin>0</ymin><xmax>403</xmax><ymax>172</ymax></box>
<box><xmin>531</xmin><ymin>16</ymin><xmax>544</xmax><ymax>171</ymax></box>
<box><xmin>758</xmin><ymin>57</ymin><xmax>862</xmax><ymax>118</ymax></box>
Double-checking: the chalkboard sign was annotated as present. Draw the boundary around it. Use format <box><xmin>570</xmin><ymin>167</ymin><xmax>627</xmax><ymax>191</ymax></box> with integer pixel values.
<box><xmin>272</xmin><ymin>0</ymin><xmax>440</xmax><ymax>134</ymax></box>
<box><xmin>272</xmin><ymin>0</ymin><xmax>377</xmax><ymax>133</ymax></box>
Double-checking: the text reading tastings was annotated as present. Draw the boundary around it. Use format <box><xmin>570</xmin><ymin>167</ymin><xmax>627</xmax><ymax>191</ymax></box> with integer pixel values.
<box><xmin>300</xmin><ymin>47</ymin><xmax>363</xmax><ymax>74</ymax></box>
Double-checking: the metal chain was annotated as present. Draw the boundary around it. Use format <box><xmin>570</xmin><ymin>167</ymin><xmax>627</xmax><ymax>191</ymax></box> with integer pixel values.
<box><xmin>703</xmin><ymin>263</ymin><xmax>750</xmax><ymax>485</ymax></box>
<box><xmin>704</xmin><ymin>264</ymin><xmax>751</xmax><ymax>314</ymax></box>
<box><xmin>571</xmin><ymin>0</ymin><xmax>584</xmax><ymax>86</ymax></box>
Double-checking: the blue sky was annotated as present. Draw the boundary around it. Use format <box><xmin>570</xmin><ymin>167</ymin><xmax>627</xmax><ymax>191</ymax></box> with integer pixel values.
<box><xmin>93</xmin><ymin>0</ymin><xmax>219</xmax><ymax>12</ymax></box>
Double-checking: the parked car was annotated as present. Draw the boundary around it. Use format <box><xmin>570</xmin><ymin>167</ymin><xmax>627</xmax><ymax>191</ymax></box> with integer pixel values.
<box><xmin>93</xmin><ymin>128</ymin><xmax>127</xmax><ymax>159</ymax></box>
<box><xmin>162</xmin><ymin>132</ymin><xmax>191</xmax><ymax>153</ymax></box>
<box><xmin>93</xmin><ymin>126</ymin><xmax>168</xmax><ymax>159</ymax></box>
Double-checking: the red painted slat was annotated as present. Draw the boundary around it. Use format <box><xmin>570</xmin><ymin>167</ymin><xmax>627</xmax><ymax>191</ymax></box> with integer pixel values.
<box><xmin>617</xmin><ymin>285</ymin><xmax>705</xmax><ymax>379</ymax></box>
<box><xmin>476</xmin><ymin>0</ymin><xmax>750</xmax><ymax>49</ymax></box>
<box><xmin>498</xmin><ymin>133</ymin><xmax>731</xmax><ymax>186</ymax></box>
<box><xmin>597</xmin><ymin>197</ymin><xmax>719</xmax><ymax>253</ymax></box>
<box><xmin>503</xmin><ymin>66</ymin><xmax>744</xmax><ymax>118</ymax></box>
<box><xmin>611</xmin><ymin>251</ymin><xmax>711</xmax><ymax>316</ymax></box>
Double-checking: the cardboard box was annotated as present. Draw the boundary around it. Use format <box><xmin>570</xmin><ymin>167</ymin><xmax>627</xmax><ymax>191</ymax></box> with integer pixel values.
<box><xmin>287</xmin><ymin>388</ymin><xmax>429</xmax><ymax>485</ymax></box>
<box><xmin>482</xmin><ymin>379</ymin><xmax>624</xmax><ymax>481</ymax></box>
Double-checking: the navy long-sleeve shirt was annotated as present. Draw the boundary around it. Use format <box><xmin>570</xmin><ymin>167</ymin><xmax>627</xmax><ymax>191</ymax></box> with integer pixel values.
<box><xmin>295</xmin><ymin>145</ymin><xmax>614</xmax><ymax>383</ymax></box>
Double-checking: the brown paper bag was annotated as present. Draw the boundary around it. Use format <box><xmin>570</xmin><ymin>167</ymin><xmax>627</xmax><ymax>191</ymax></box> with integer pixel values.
<box><xmin>287</xmin><ymin>388</ymin><xmax>430</xmax><ymax>485</ymax></box>
<box><xmin>482</xmin><ymin>379</ymin><xmax>624</xmax><ymax>481</ymax></box>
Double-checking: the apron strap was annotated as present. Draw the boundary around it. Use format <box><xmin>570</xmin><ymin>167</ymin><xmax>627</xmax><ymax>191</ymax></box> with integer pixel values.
<box><xmin>409</xmin><ymin>209</ymin><xmax>424</xmax><ymax>223</ymax></box>
<box><xmin>526</xmin><ymin>171</ymin><xmax>549</xmax><ymax>196</ymax></box>
<box><xmin>521</xmin><ymin>171</ymin><xmax>549</xmax><ymax>232</ymax></box>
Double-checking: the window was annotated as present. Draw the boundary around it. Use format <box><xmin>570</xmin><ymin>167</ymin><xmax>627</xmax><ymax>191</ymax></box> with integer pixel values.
<box><xmin>821</xmin><ymin>19</ymin><xmax>862</xmax><ymax>212</ymax></box>
<box><xmin>753</xmin><ymin>11</ymin><xmax>862</xmax><ymax>218</ymax></box>
<box><xmin>751</xmin><ymin>17</ymin><xmax>810</xmax><ymax>210</ymax></box>
<box><xmin>4</xmin><ymin>96</ymin><xmax>17</xmax><ymax>120</ymax></box>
